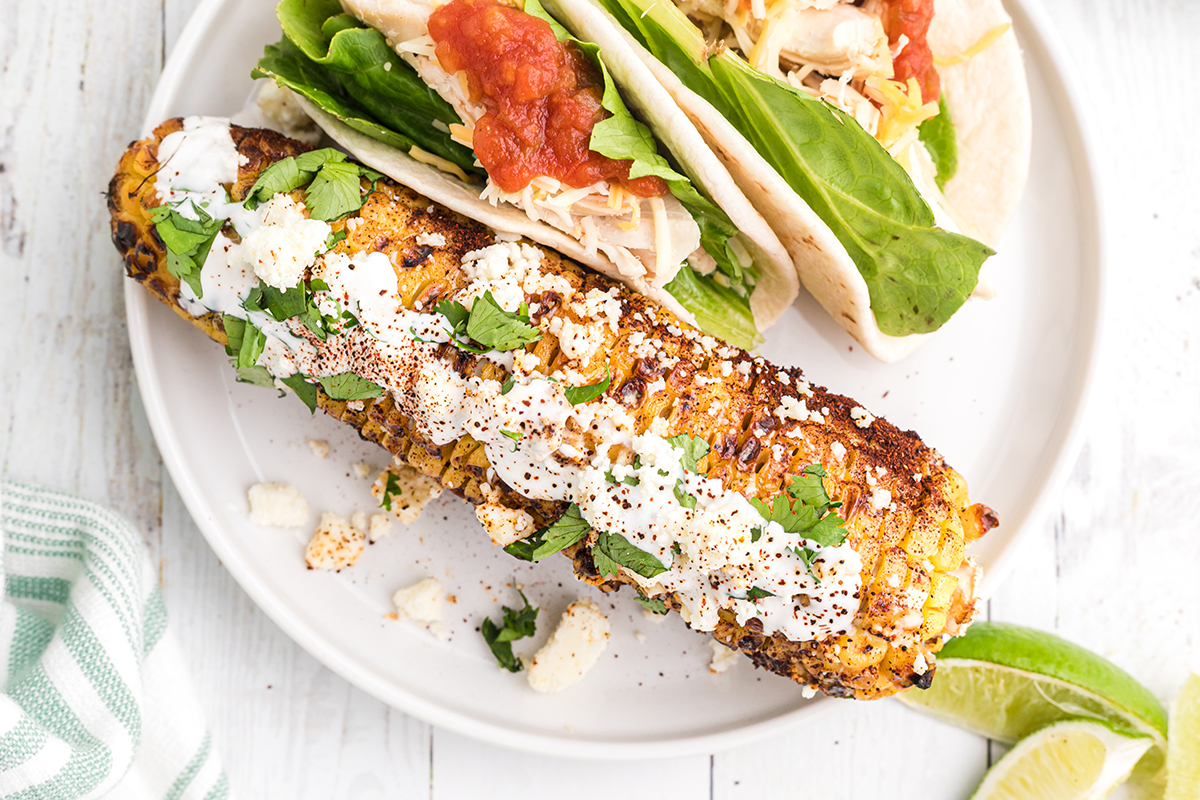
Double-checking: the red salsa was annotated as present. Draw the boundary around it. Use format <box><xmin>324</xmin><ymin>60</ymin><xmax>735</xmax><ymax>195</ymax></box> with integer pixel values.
<box><xmin>880</xmin><ymin>0</ymin><xmax>940</xmax><ymax>104</ymax></box>
<box><xmin>428</xmin><ymin>0</ymin><xmax>666</xmax><ymax>197</ymax></box>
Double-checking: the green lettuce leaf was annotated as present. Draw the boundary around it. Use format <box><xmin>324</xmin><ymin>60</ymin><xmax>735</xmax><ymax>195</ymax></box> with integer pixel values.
<box><xmin>594</xmin><ymin>0</ymin><xmax>993</xmax><ymax>336</ymax></box>
<box><xmin>525</xmin><ymin>0</ymin><xmax>756</xmax><ymax>295</ymax></box>
<box><xmin>919</xmin><ymin>95</ymin><xmax>958</xmax><ymax>191</ymax></box>
<box><xmin>663</xmin><ymin>266</ymin><xmax>759</xmax><ymax>349</ymax></box>
<box><xmin>253</xmin><ymin>0</ymin><xmax>480</xmax><ymax>176</ymax></box>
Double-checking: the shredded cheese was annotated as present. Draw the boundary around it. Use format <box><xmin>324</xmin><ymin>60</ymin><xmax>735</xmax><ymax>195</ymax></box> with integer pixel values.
<box><xmin>449</xmin><ymin>123</ymin><xmax>473</xmax><ymax>147</ymax></box>
<box><xmin>408</xmin><ymin>146</ymin><xmax>472</xmax><ymax>183</ymax></box>
<box><xmin>864</xmin><ymin>76</ymin><xmax>939</xmax><ymax>151</ymax></box>
<box><xmin>934</xmin><ymin>23</ymin><xmax>1011</xmax><ymax>66</ymax></box>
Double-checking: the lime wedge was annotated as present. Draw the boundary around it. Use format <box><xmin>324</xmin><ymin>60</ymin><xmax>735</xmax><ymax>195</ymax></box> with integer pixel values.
<box><xmin>971</xmin><ymin>720</ymin><xmax>1151</xmax><ymax>800</ymax></box>
<box><xmin>1166</xmin><ymin>673</ymin><xmax>1200</xmax><ymax>800</ymax></box>
<box><xmin>898</xmin><ymin>623</ymin><xmax>1167</xmax><ymax>773</ymax></box>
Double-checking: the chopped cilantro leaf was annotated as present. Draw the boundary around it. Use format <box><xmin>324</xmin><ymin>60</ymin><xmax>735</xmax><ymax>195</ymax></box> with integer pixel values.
<box><xmin>749</xmin><ymin>465</ymin><xmax>847</xmax><ymax>547</ymax></box>
<box><xmin>591</xmin><ymin>531</ymin><xmax>667</xmax><ymax>579</ymax></box>
<box><xmin>466</xmin><ymin>292</ymin><xmax>542</xmax><ymax>351</ymax></box>
<box><xmin>318</xmin><ymin>372</ymin><xmax>383</xmax><ymax>401</ymax></box>
<box><xmin>150</xmin><ymin>203</ymin><xmax>225</xmax><ymax>297</ymax></box>
<box><xmin>504</xmin><ymin>504</ymin><xmax>591</xmax><ymax>561</ymax></box>
<box><xmin>731</xmin><ymin>586</ymin><xmax>775</xmax><ymax>603</ymax></box>
<box><xmin>500</xmin><ymin>429</ymin><xmax>523</xmax><ymax>442</ymax></box>
<box><xmin>480</xmin><ymin>585</ymin><xmax>539</xmax><ymax>672</ymax></box>
<box><xmin>635</xmin><ymin>593</ymin><xmax>669</xmax><ymax>615</ymax></box>
<box><xmin>790</xmin><ymin>545</ymin><xmax>821</xmax><ymax>584</ymax></box>
<box><xmin>668</xmin><ymin>434</ymin><xmax>710</xmax><ymax>474</ymax></box>
<box><xmin>235</xmin><ymin>365</ymin><xmax>279</xmax><ymax>390</ymax></box>
<box><xmin>435</xmin><ymin>300</ymin><xmax>470</xmax><ymax>335</ymax></box>
<box><xmin>564</xmin><ymin>366</ymin><xmax>611</xmax><ymax>405</ymax></box>
<box><xmin>379</xmin><ymin>471</ymin><xmax>403</xmax><ymax>510</ymax></box>
<box><xmin>500</xmin><ymin>376</ymin><xmax>515</xmax><ymax>395</ymax></box>
<box><xmin>280</xmin><ymin>372</ymin><xmax>318</xmax><ymax>414</ymax></box>
<box><xmin>325</xmin><ymin>229</ymin><xmax>347</xmax><ymax>249</ymax></box>
<box><xmin>674</xmin><ymin>481</ymin><xmax>697</xmax><ymax>509</ymax></box>
<box><xmin>750</xmin><ymin>526</ymin><xmax>762</xmax><ymax>543</ymax></box>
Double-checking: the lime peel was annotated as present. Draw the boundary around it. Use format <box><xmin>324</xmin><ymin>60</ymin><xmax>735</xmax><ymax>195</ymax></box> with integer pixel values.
<box><xmin>939</xmin><ymin>622</ymin><xmax>1167</xmax><ymax>738</ymax></box>
<box><xmin>1165</xmin><ymin>673</ymin><xmax>1200</xmax><ymax>800</ymax></box>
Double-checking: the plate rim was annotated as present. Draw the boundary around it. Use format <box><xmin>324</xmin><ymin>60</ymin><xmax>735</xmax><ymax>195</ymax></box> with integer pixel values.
<box><xmin>125</xmin><ymin>0</ymin><xmax>1107</xmax><ymax>759</ymax></box>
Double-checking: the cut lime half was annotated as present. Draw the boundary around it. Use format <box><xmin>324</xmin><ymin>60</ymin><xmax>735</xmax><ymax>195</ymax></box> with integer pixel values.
<box><xmin>899</xmin><ymin>623</ymin><xmax>1167</xmax><ymax>773</ymax></box>
<box><xmin>971</xmin><ymin>720</ymin><xmax>1151</xmax><ymax>800</ymax></box>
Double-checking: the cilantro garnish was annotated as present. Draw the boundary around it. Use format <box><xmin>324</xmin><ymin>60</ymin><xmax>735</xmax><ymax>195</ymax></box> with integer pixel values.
<box><xmin>564</xmin><ymin>366</ymin><xmax>611</xmax><ymax>406</ymax></box>
<box><xmin>500</xmin><ymin>376</ymin><xmax>515</xmax><ymax>395</ymax></box>
<box><xmin>791</xmin><ymin>545</ymin><xmax>821</xmax><ymax>584</ymax></box>
<box><xmin>634</xmin><ymin>591</ymin><xmax>669</xmax><ymax>615</ymax></box>
<box><xmin>750</xmin><ymin>465</ymin><xmax>846</xmax><ymax>546</ymax></box>
<box><xmin>591</xmin><ymin>531</ymin><xmax>667</xmax><ymax>579</ymax></box>
<box><xmin>325</xmin><ymin>229</ymin><xmax>347</xmax><ymax>249</ymax></box>
<box><xmin>435</xmin><ymin>293</ymin><xmax>540</xmax><ymax>353</ymax></box>
<box><xmin>499</xmin><ymin>429</ymin><xmax>523</xmax><ymax>451</ymax></box>
<box><xmin>480</xmin><ymin>585</ymin><xmax>539</xmax><ymax>673</ymax></box>
<box><xmin>379</xmin><ymin>471</ymin><xmax>403</xmax><ymax>510</ymax></box>
<box><xmin>605</xmin><ymin>455</ymin><xmax>641</xmax><ymax>487</ymax></box>
<box><xmin>280</xmin><ymin>373</ymin><xmax>318</xmax><ymax>414</ymax></box>
<box><xmin>149</xmin><ymin>203</ymin><xmax>225</xmax><ymax>297</ymax></box>
<box><xmin>668</xmin><ymin>434</ymin><xmax>710</xmax><ymax>474</ymax></box>
<box><xmin>468</xmin><ymin>292</ymin><xmax>542</xmax><ymax>351</ymax></box>
<box><xmin>245</xmin><ymin>148</ymin><xmax>383</xmax><ymax>221</ymax></box>
<box><xmin>504</xmin><ymin>504</ymin><xmax>591</xmax><ymax>562</ymax></box>
<box><xmin>731</xmin><ymin>586</ymin><xmax>775</xmax><ymax>603</ymax></box>
<box><xmin>750</xmin><ymin>527</ymin><xmax>762</xmax><ymax>543</ymax></box>
<box><xmin>245</xmin><ymin>279</ymin><xmax>351</xmax><ymax>341</ymax></box>
<box><xmin>673</xmin><ymin>481</ymin><xmax>697</xmax><ymax>509</ymax></box>
<box><xmin>318</xmin><ymin>372</ymin><xmax>383</xmax><ymax>401</ymax></box>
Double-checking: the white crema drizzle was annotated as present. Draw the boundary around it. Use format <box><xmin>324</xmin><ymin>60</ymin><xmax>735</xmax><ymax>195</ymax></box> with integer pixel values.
<box><xmin>154</xmin><ymin>117</ymin><xmax>862</xmax><ymax>644</ymax></box>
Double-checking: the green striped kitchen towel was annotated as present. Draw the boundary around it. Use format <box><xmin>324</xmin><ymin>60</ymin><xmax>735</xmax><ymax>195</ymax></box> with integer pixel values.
<box><xmin>1</xmin><ymin>481</ymin><xmax>230</xmax><ymax>799</ymax></box>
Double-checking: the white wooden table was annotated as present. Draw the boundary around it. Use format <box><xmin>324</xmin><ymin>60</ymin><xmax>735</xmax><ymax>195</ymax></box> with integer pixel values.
<box><xmin>2</xmin><ymin>0</ymin><xmax>1197</xmax><ymax>796</ymax></box>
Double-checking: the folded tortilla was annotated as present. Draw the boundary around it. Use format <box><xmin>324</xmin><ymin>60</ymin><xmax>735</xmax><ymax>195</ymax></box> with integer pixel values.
<box><xmin>555</xmin><ymin>0</ymin><xmax>1030</xmax><ymax>362</ymax></box>
<box><xmin>257</xmin><ymin>0</ymin><xmax>798</xmax><ymax>348</ymax></box>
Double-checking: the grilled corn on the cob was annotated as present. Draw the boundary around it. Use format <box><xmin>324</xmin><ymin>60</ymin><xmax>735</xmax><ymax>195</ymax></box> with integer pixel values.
<box><xmin>108</xmin><ymin>118</ymin><xmax>996</xmax><ymax>700</ymax></box>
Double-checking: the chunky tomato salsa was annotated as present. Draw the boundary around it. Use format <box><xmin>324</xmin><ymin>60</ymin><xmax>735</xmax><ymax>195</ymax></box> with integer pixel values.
<box><xmin>428</xmin><ymin>0</ymin><xmax>666</xmax><ymax>197</ymax></box>
<box><xmin>880</xmin><ymin>0</ymin><xmax>940</xmax><ymax>103</ymax></box>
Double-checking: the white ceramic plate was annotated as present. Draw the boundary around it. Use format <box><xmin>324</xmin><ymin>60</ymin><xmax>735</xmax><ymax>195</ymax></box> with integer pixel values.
<box><xmin>125</xmin><ymin>0</ymin><xmax>1105</xmax><ymax>759</ymax></box>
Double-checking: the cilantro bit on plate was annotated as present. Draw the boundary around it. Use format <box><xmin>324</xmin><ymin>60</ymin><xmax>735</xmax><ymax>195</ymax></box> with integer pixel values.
<box><xmin>480</xmin><ymin>584</ymin><xmax>539</xmax><ymax>673</ymax></box>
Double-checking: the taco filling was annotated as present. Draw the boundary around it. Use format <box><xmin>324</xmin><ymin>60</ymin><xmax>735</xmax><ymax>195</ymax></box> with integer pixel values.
<box><xmin>254</xmin><ymin>0</ymin><xmax>771</xmax><ymax>348</ymax></box>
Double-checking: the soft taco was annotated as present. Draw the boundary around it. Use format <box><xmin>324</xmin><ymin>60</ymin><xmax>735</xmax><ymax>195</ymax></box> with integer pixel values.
<box><xmin>251</xmin><ymin>0</ymin><xmax>798</xmax><ymax>349</ymax></box>
<box><xmin>547</xmin><ymin>0</ymin><xmax>1031</xmax><ymax>361</ymax></box>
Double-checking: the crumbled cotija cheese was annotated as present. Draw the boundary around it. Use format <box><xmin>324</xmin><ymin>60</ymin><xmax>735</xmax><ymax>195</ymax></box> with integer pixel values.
<box><xmin>238</xmin><ymin>195</ymin><xmax>331</xmax><ymax>290</ymax></box>
<box><xmin>392</xmin><ymin>577</ymin><xmax>450</xmax><ymax>640</ymax></box>
<box><xmin>708</xmin><ymin>640</ymin><xmax>739</xmax><ymax>674</ymax></box>
<box><xmin>368</xmin><ymin>513</ymin><xmax>393</xmax><ymax>542</ymax></box>
<box><xmin>851</xmin><ymin>406</ymin><xmax>876</xmax><ymax>428</ymax></box>
<box><xmin>306</xmin><ymin>438</ymin><xmax>330</xmax><ymax>459</ymax></box>
<box><xmin>475</xmin><ymin>502</ymin><xmax>535</xmax><ymax>546</ymax></box>
<box><xmin>415</xmin><ymin>232</ymin><xmax>446</xmax><ymax>248</ymax></box>
<box><xmin>304</xmin><ymin>512</ymin><xmax>365</xmax><ymax>572</ymax></box>
<box><xmin>371</xmin><ymin>461</ymin><xmax>442</xmax><ymax>524</ymax></box>
<box><xmin>352</xmin><ymin>462</ymin><xmax>371</xmax><ymax>479</ymax></box>
<box><xmin>527</xmin><ymin>599</ymin><xmax>610</xmax><ymax>693</ymax></box>
<box><xmin>247</xmin><ymin>482</ymin><xmax>309</xmax><ymax>527</ymax></box>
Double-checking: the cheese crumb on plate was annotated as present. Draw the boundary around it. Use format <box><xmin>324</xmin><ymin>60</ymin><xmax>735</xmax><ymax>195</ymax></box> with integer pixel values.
<box><xmin>527</xmin><ymin>599</ymin><xmax>611</xmax><ymax>693</ymax></box>
<box><xmin>304</xmin><ymin>511</ymin><xmax>365</xmax><ymax>572</ymax></box>
<box><xmin>247</xmin><ymin>482</ymin><xmax>309</xmax><ymax>528</ymax></box>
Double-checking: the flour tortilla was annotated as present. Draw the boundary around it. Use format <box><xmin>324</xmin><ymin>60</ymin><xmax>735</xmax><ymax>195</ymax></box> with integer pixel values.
<box><xmin>576</xmin><ymin>0</ymin><xmax>1030</xmax><ymax>362</ymax></box>
<box><xmin>293</xmin><ymin>26</ymin><xmax>799</xmax><ymax>335</ymax></box>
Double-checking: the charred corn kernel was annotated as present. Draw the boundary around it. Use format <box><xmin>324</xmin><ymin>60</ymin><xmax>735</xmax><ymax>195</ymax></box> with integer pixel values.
<box><xmin>932</xmin><ymin>522</ymin><xmax>967</xmax><ymax>572</ymax></box>
<box><xmin>925</xmin><ymin>572</ymin><xmax>958</xmax><ymax>611</ymax></box>
<box><xmin>834</xmin><ymin>630</ymin><xmax>889</xmax><ymax>670</ymax></box>
<box><xmin>920</xmin><ymin>609</ymin><xmax>949</xmax><ymax>640</ymax></box>
<box><xmin>109</xmin><ymin>120</ymin><xmax>996</xmax><ymax>701</ymax></box>
<box><xmin>902</xmin><ymin>513</ymin><xmax>941</xmax><ymax>559</ymax></box>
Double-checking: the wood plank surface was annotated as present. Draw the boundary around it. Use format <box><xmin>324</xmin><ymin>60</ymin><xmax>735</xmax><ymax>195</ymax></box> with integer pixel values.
<box><xmin>1</xmin><ymin>0</ymin><xmax>1197</xmax><ymax>797</ymax></box>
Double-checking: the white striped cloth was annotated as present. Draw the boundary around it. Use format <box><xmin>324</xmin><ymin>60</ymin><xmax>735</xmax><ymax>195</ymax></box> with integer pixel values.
<box><xmin>0</xmin><ymin>482</ymin><xmax>231</xmax><ymax>800</ymax></box>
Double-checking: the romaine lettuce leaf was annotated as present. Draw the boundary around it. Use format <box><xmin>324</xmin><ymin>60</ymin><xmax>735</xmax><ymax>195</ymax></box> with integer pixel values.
<box><xmin>664</xmin><ymin>265</ymin><xmax>760</xmax><ymax>349</ymax></box>
<box><xmin>919</xmin><ymin>96</ymin><xmax>958</xmax><ymax>191</ymax></box>
<box><xmin>525</xmin><ymin>0</ymin><xmax>756</xmax><ymax>295</ymax></box>
<box><xmin>254</xmin><ymin>0</ymin><xmax>480</xmax><ymax>176</ymax></box>
<box><xmin>594</xmin><ymin>0</ymin><xmax>993</xmax><ymax>336</ymax></box>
